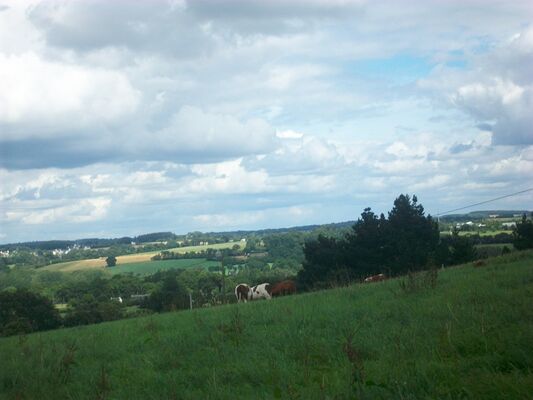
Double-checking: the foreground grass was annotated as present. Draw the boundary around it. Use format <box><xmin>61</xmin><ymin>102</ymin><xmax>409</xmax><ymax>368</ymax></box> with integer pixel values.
<box><xmin>2</xmin><ymin>251</ymin><xmax>533</xmax><ymax>399</ymax></box>
<box><xmin>42</xmin><ymin>242</ymin><xmax>242</xmax><ymax>273</ymax></box>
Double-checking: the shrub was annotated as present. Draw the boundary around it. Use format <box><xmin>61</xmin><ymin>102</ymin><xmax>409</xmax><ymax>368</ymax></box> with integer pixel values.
<box><xmin>0</xmin><ymin>289</ymin><xmax>61</xmax><ymax>336</ymax></box>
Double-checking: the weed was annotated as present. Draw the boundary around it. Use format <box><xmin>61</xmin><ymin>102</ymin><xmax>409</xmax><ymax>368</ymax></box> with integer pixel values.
<box><xmin>144</xmin><ymin>317</ymin><xmax>160</xmax><ymax>342</ymax></box>
<box><xmin>343</xmin><ymin>333</ymin><xmax>366</xmax><ymax>399</ymax></box>
<box><xmin>57</xmin><ymin>341</ymin><xmax>77</xmax><ymax>383</ymax></box>
<box><xmin>217</xmin><ymin>308</ymin><xmax>244</xmax><ymax>345</ymax></box>
<box><xmin>95</xmin><ymin>366</ymin><xmax>111</xmax><ymax>400</ymax></box>
<box><xmin>398</xmin><ymin>267</ymin><xmax>438</xmax><ymax>294</ymax></box>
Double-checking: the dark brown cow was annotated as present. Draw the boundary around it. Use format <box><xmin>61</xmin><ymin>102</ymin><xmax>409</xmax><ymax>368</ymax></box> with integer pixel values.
<box><xmin>363</xmin><ymin>273</ymin><xmax>388</xmax><ymax>283</ymax></box>
<box><xmin>271</xmin><ymin>280</ymin><xmax>297</xmax><ymax>297</ymax></box>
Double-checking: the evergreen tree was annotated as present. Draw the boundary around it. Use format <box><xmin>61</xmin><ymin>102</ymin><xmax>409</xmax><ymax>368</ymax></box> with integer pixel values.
<box><xmin>512</xmin><ymin>213</ymin><xmax>533</xmax><ymax>250</ymax></box>
<box><xmin>386</xmin><ymin>194</ymin><xmax>439</xmax><ymax>273</ymax></box>
<box><xmin>297</xmin><ymin>194</ymin><xmax>441</xmax><ymax>288</ymax></box>
<box><xmin>297</xmin><ymin>235</ymin><xmax>346</xmax><ymax>288</ymax></box>
<box><xmin>345</xmin><ymin>208</ymin><xmax>387</xmax><ymax>276</ymax></box>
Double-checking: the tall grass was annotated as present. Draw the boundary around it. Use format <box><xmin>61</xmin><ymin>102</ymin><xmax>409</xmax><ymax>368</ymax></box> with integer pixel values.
<box><xmin>1</xmin><ymin>251</ymin><xmax>533</xmax><ymax>399</ymax></box>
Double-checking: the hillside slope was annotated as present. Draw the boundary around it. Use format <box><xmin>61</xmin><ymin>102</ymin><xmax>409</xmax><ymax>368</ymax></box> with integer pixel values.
<box><xmin>1</xmin><ymin>251</ymin><xmax>533</xmax><ymax>399</ymax></box>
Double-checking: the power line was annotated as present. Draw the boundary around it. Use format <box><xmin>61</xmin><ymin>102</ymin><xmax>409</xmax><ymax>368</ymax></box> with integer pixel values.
<box><xmin>436</xmin><ymin>187</ymin><xmax>533</xmax><ymax>216</ymax></box>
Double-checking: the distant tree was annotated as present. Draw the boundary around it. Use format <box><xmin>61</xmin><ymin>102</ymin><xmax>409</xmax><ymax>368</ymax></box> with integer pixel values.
<box><xmin>298</xmin><ymin>194</ymin><xmax>440</xmax><ymax>288</ymax></box>
<box><xmin>344</xmin><ymin>208</ymin><xmax>388</xmax><ymax>276</ymax></box>
<box><xmin>386</xmin><ymin>194</ymin><xmax>439</xmax><ymax>273</ymax></box>
<box><xmin>142</xmin><ymin>276</ymin><xmax>189</xmax><ymax>312</ymax></box>
<box><xmin>106</xmin><ymin>256</ymin><xmax>117</xmax><ymax>267</ymax></box>
<box><xmin>0</xmin><ymin>258</ymin><xmax>9</xmax><ymax>272</ymax></box>
<box><xmin>449</xmin><ymin>228</ymin><xmax>477</xmax><ymax>264</ymax></box>
<box><xmin>263</xmin><ymin>233</ymin><xmax>305</xmax><ymax>261</ymax></box>
<box><xmin>0</xmin><ymin>289</ymin><xmax>61</xmax><ymax>336</ymax></box>
<box><xmin>512</xmin><ymin>214</ymin><xmax>533</xmax><ymax>250</ymax></box>
<box><xmin>436</xmin><ymin>228</ymin><xmax>477</xmax><ymax>266</ymax></box>
<box><xmin>64</xmin><ymin>295</ymin><xmax>124</xmax><ymax>327</ymax></box>
<box><xmin>245</xmin><ymin>237</ymin><xmax>258</xmax><ymax>252</ymax></box>
<box><xmin>297</xmin><ymin>235</ymin><xmax>346</xmax><ymax>289</ymax></box>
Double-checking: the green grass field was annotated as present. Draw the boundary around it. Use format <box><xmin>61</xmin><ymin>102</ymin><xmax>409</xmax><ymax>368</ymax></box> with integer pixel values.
<box><xmin>41</xmin><ymin>242</ymin><xmax>242</xmax><ymax>273</ymax></box>
<box><xmin>2</xmin><ymin>251</ymin><xmax>533</xmax><ymax>399</ymax></box>
<box><xmin>107</xmin><ymin>259</ymin><xmax>220</xmax><ymax>275</ymax></box>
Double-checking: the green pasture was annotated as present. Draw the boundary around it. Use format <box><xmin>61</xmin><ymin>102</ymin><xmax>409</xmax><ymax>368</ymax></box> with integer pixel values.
<box><xmin>41</xmin><ymin>242</ymin><xmax>242</xmax><ymax>273</ymax></box>
<box><xmin>2</xmin><ymin>251</ymin><xmax>533</xmax><ymax>399</ymax></box>
<box><xmin>107</xmin><ymin>259</ymin><xmax>220</xmax><ymax>275</ymax></box>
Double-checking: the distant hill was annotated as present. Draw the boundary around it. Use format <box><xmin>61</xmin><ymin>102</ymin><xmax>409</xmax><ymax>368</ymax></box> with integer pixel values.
<box><xmin>206</xmin><ymin>220</ymin><xmax>356</xmax><ymax>237</ymax></box>
<box><xmin>0</xmin><ymin>222</ymin><xmax>357</xmax><ymax>250</ymax></box>
<box><xmin>0</xmin><ymin>232</ymin><xmax>177</xmax><ymax>251</ymax></box>
<box><xmin>3</xmin><ymin>212</ymin><xmax>530</xmax><ymax>250</ymax></box>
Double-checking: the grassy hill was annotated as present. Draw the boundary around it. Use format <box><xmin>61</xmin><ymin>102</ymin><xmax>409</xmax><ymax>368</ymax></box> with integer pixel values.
<box><xmin>41</xmin><ymin>242</ymin><xmax>242</xmax><ymax>273</ymax></box>
<box><xmin>1</xmin><ymin>251</ymin><xmax>532</xmax><ymax>399</ymax></box>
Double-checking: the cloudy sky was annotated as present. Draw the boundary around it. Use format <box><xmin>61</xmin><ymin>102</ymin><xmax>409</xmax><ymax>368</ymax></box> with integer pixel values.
<box><xmin>0</xmin><ymin>0</ymin><xmax>532</xmax><ymax>243</ymax></box>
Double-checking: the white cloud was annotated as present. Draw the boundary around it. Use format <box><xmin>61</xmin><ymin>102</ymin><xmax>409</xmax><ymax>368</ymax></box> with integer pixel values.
<box><xmin>419</xmin><ymin>26</ymin><xmax>533</xmax><ymax>145</ymax></box>
<box><xmin>277</xmin><ymin>129</ymin><xmax>304</xmax><ymax>139</ymax></box>
<box><xmin>244</xmin><ymin>135</ymin><xmax>345</xmax><ymax>176</ymax></box>
<box><xmin>0</xmin><ymin>52</ymin><xmax>140</xmax><ymax>139</ymax></box>
<box><xmin>410</xmin><ymin>175</ymin><xmax>451</xmax><ymax>190</ymax></box>
<box><xmin>150</xmin><ymin>106</ymin><xmax>279</xmax><ymax>158</ymax></box>
<box><xmin>193</xmin><ymin>211</ymin><xmax>265</xmax><ymax>229</ymax></box>
<box><xmin>5</xmin><ymin>197</ymin><xmax>111</xmax><ymax>225</ymax></box>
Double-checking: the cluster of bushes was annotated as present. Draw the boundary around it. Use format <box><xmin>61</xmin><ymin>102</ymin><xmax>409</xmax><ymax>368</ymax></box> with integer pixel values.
<box><xmin>0</xmin><ymin>290</ymin><xmax>61</xmax><ymax>336</ymax></box>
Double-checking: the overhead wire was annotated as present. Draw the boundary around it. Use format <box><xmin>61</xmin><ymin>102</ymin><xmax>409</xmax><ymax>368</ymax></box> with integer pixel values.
<box><xmin>435</xmin><ymin>187</ymin><xmax>533</xmax><ymax>217</ymax></box>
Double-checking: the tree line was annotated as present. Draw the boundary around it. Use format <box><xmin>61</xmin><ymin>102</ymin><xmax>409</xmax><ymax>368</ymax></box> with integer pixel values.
<box><xmin>298</xmin><ymin>194</ymin><xmax>533</xmax><ymax>289</ymax></box>
<box><xmin>299</xmin><ymin>195</ymin><xmax>464</xmax><ymax>288</ymax></box>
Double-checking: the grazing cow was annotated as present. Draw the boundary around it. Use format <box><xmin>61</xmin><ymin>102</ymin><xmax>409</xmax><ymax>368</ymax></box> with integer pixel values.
<box><xmin>271</xmin><ymin>280</ymin><xmax>297</xmax><ymax>297</ymax></box>
<box><xmin>235</xmin><ymin>283</ymin><xmax>251</xmax><ymax>303</ymax></box>
<box><xmin>364</xmin><ymin>273</ymin><xmax>387</xmax><ymax>283</ymax></box>
<box><xmin>250</xmin><ymin>283</ymin><xmax>272</xmax><ymax>300</ymax></box>
<box><xmin>473</xmin><ymin>260</ymin><xmax>486</xmax><ymax>268</ymax></box>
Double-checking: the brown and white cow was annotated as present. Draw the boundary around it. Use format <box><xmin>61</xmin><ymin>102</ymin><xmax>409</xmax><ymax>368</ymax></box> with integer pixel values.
<box><xmin>364</xmin><ymin>273</ymin><xmax>387</xmax><ymax>283</ymax></box>
<box><xmin>234</xmin><ymin>283</ymin><xmax>252</xmax><ymax>303</ymax></box>
<box><xmin>250</xmin><ymin>283</ymin><xmax>272</xmax><ymax>300</ymax></box>
<box><xmin>271</xmin><ymin>280</ymin><xmax>297</xmax><ymax>297</ymax></box>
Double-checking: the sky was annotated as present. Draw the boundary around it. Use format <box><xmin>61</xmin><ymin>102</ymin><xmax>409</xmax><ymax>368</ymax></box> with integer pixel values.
<box><xmin>0</xmin><ymin>0</ymin><xmax>532</xmax><ymax>243</ymax></box>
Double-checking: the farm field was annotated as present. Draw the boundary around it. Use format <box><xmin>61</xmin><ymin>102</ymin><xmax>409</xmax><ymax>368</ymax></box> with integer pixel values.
<box><xmin>440</xmin><ymin>229</ymin><xmax>513</xmax><ymax>237</ymax></box>
<box><xmin>41</xmin><ymin>242</ymin><xmax>242</xmax><ymax>273</ymax></box>
<box><xmin>1</xmin><ymin>250</ymin><xmax>532</xmax><ymax>399</ymax></box>
<box><xmin>107</xmin><ymin>258</ymin><xmax>220</xmax><ymax>275</ymax></box>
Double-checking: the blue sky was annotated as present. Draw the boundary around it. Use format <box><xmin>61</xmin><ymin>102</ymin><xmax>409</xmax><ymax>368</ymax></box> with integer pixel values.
<box><xmin>0</xmin><ymin>0</ymin><xmax>532</xmax><ymax>243</ymax></box>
